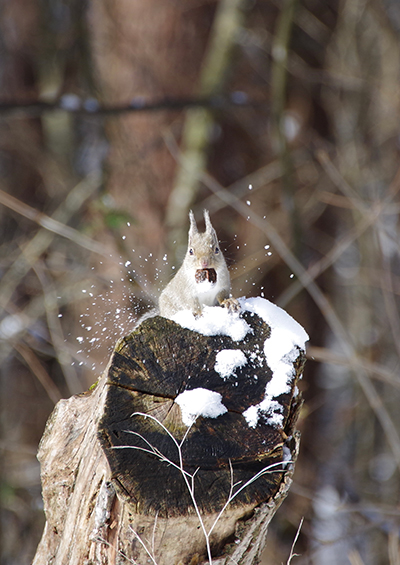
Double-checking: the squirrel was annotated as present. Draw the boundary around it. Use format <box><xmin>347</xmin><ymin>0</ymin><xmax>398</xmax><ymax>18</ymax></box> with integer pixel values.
<box><xmin>159</xmin><ymin>210</ymin><xmax>240</xmax><ymax>319</ymax></box>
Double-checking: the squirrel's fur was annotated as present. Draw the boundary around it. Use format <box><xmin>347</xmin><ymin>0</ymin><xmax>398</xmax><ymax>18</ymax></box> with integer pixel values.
<box><xmin>159</xmin><ymin>210</ymin><xmax>240</xmax><ymax>319</ymax></box>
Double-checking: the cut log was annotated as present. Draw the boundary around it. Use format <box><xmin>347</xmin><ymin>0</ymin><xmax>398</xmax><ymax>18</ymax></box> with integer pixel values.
<box><xmin>33</xmin><ymin>302</ymin><xmax>306</xmax><ymax>565</ymax></box>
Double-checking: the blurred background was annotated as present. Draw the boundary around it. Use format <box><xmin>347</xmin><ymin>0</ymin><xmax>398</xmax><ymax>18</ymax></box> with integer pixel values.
<box><xmin>1</xmin><ymin>0</ymin><xmax>400</xmax><ymax>563</ymax></box>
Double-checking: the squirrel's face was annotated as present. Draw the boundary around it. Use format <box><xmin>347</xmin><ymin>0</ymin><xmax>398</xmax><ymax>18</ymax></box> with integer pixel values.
<box><xmin>187</xmin><ymin>232</ymin><xmax>222</xmax><ymax>270</ymax></box>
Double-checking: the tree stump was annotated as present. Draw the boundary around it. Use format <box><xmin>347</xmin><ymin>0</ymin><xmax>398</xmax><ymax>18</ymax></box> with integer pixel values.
<box><xmin>33</xmin><ymin>298</ymin><xmax>307</xmax><ymax>565</ymax></box>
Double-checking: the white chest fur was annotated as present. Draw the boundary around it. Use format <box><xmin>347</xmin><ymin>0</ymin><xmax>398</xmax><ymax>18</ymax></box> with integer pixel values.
<box><xmin>194</xmin><ymin>278</ymin><xmax>222</xmax><ymax>306</ymax></box>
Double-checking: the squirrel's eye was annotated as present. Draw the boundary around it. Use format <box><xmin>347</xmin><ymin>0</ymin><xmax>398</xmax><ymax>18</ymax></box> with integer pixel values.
<box><xmin>189</xmin><ymin>248</ymin><xmax>194</xmax><ymax>255</ymax></box>
<box><xmin>215</xmin><ymin>247</ymin><xmax>220</xmax><ymax>254</ymax></box>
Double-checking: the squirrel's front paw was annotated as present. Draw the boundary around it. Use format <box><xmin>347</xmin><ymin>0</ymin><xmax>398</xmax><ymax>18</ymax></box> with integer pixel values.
<box><xmin>221</xmin><ymin>297</ymin><xmax>241</xmax><ymax>314</ymax></box>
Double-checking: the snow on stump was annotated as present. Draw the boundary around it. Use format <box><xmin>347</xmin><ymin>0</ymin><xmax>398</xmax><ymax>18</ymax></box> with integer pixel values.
<box><xmin>33</xmin><ymin>297</ymin><xmax>308</xmax><ymax>565</ymax></box>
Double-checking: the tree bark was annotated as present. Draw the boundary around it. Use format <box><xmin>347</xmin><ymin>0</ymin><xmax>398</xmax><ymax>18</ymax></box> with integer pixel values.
<box><xmin>33</xmin><ymin>309</ymin><xmax>305</xmax><ymax>565</ymax></box>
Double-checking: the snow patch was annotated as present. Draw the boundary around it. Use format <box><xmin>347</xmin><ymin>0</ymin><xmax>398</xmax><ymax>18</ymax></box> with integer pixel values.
<box><xmin>172</xmin><ymin>306</ymin><xmax>250</xmax><ymax>341</ymax></box>
<box><xmin>239</xmin><ymin>296</ymin><xmax>308</xmax><ymax>350</ymax></box>
<box><xmin>171</xmin><ymin>296</ymin><xmax>308</xmax><ymax>430</ymax></box>
<box><xmin>175</xmin><ymin>388</ymin><xmax>228</xmax><ymax>427</ymax></box>
<box><xmin>238</xmin><ymin>297</ymin><xmax>308</xmax><ymax>429</ymax></box>
<box><xmin>242</xmin><ymin>405</ymin><xmax>258</xmax><ymax>428</ymax></box>
<box><xmin>215</xmin><ymin>349</ymin><xmax>247</xmax><ymax>379</ymax></box>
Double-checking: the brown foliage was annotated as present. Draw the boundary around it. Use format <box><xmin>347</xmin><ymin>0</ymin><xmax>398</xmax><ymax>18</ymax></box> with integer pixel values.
<box><xmin>1</xmin><ymin>0</ymin><xmax>400</xmax><ymax>563</ymax></box>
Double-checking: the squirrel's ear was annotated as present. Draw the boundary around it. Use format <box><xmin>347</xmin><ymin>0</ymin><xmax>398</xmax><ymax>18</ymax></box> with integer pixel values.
<box><xmin>189</xmin><ymin>210</ymin><xmax>198</xmax><ymax>237</ymax></box>
<box><xmin>204</xmin><ymin>210</ymin><xmax>217</xmax><ymax>237</ymax></box>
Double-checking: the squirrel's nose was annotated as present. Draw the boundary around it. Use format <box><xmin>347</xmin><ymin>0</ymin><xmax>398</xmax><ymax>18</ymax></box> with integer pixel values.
<box><xmin>201</xmin><ymin>259</ymin><xmax>209</xmax><ymax>268</ymax></box>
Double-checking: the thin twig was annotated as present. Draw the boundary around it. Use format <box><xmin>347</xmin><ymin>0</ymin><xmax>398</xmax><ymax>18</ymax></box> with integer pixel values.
<box><xmin>151</xmin><ymin>511</ymin><xmax>159</xmax><ymax>558</ymax></box>
<box><xmin>286</xmin><ymin>516</ymin><xmax>304</xmax><ymax>564</ymax></box>
<box><xmin>0</xmin><ymin>171</ymin><xmax>102</xmax><ymax>312</ymax></box>
<box><xmin>129</xmin><ymin>525</ymin><xmax>158</xmax><ymax>565</ymax></box>
<box><xmin>93</xmin><ymin>534</ymin><xmax>138</xmax><ymax>564</ymax></box>
<box><xmin>0</xmin><ymin>188</ymin><xmax>107</xmax><ymax>256</ymax></box>
<box><xmin>117</xmin><ymin>412</ymin><xmax>290</xmax><ymax>565</ymax></box>
<box><xmin>307</xmin><ymin>346</ymin><xmax>400</xmax><ymax>390</ymax></box>
<box><xmin>33</xmin><ymin>262</ymin><xmax>82</xmax><ymax>395</ymax></box>
<box><xmin>13</xmin><ymin>343</ymin><xmax>62</xmax><ymax>404</ymax></box>
<box><xmin>278</xmin><ymin>204</ymin><xmax>385</xmax><ymax>307</ymax></box>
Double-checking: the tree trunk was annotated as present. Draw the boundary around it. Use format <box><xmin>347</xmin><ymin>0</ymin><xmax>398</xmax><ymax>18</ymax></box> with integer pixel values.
<box><xmin>33</xmin><ymin>304</ymin><xmax>305</xmax><ymax>564</ymax></box>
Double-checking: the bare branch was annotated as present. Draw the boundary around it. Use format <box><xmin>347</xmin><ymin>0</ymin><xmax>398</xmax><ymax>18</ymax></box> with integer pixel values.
<box><xmin>0</xmin><ymin>187</ymin><xmax>107</xmax><ymax>257</ymax></box>
<box><xmin>287</xmin><ymin>516</ymin><xmax>304</xmax><ymax>564</ymax></box>
<box><xmin>0</xmin><ymin>94</ymin><xmax>254</xmax><ymax>119</ymax></box>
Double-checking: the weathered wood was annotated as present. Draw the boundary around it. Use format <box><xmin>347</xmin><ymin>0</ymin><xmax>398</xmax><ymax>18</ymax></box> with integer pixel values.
<box><xmin>33</xmin><ymin>309</ymin><xmax>305</xmax><ymax>565</ymax></box>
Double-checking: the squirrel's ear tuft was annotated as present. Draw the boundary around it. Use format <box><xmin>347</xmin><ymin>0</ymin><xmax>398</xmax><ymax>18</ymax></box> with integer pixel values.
<box><xmin>204</xmin><ymin>210</ymin><xmax>217</xmax><ymax>238</ymax></box>
<box><xmin>204</xmin><ymin>209</ymin><xmax>212</xmax><ymax>231</ymax></box>
<box><xmin>189</xmin><ymin>210</ymin><xmax>198</xmax><ymax>236</ymax></box>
